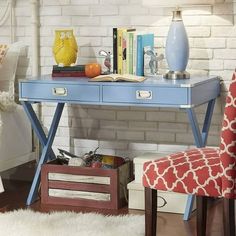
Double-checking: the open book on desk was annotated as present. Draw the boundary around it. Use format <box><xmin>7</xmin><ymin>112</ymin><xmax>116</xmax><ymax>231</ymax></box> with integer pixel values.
<box><xmin>89</xmin><ymin>73</ymin><xmax>146</xmax><ymax>82</ymax></box>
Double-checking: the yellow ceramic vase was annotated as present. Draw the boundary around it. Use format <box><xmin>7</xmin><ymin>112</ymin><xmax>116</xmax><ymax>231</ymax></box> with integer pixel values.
<box><xmin>53</xmin><ymin>29</ymin><xmax>78</xmax><ymax>66</ymax></box>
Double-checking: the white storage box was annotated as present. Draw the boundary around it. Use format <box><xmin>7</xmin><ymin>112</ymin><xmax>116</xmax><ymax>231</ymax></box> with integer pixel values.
<box><xmin>128</xmin><ymin>181</ymin><xmax>195</xmax><ymax>214</ymax></box>
<box><xmin>129</xmin><ymin>152</ymin><xmax>196</xmax><ymax>214</ymax></box>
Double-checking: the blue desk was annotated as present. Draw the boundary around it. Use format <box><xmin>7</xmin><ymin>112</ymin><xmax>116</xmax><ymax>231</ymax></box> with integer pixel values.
<box><xmin>19</xmin><ymin>75</ymin><xmax>220</xmax><ymax>220</ymax></box>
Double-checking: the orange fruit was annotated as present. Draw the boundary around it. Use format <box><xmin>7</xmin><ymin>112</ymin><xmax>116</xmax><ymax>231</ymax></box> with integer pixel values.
<box><xmin>85</xmin><ymin>63</ymin><xmax>101</xmax><ymax>78</ymax></box>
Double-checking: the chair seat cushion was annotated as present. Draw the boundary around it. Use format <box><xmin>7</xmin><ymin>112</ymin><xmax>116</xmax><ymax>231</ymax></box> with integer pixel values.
<box><xmin>143</xmin><ymin>148</ymin><xmax>222</xmax><ymax>197</ymax></box>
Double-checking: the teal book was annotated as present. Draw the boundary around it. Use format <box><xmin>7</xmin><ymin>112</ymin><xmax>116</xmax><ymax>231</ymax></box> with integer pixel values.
<box><xmin>136</xmin><ymin>34</ymin><xmax>154</xmax><ymax>76</ymax></box>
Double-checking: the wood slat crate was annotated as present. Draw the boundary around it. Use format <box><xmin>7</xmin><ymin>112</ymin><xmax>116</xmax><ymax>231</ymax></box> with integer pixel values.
<box><xmin>41</xmin><ymin>159</ymin><xmax>133</xmax><ymax>209</ymax></box>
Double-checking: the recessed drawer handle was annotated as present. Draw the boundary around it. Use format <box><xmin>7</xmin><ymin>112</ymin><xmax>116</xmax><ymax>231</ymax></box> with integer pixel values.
<box><xmin>52</xmin><ymin>88</ymin><xmax>67</xmax><ymax>96</ymax></box>
<box><xmin>136</xmin><ymin>90</ymin><xmax>152</xmax><ymax>100</ymax></box>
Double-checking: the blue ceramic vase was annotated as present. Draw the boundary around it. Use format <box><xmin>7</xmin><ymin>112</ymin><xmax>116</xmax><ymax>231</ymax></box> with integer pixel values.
<box><xmin>165</xmin><ymin>10</ymin><xmax>189</xmax><ymax>79</ymax></box>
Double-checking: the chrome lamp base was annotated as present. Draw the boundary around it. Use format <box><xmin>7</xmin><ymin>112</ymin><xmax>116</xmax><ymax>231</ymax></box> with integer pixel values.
<box><xmin>164</xmin><ymin>71</ymin><xmax>190</xmax><ymax>80</ymax></box>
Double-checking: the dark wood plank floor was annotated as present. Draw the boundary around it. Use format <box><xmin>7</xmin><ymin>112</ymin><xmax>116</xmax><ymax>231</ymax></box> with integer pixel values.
<box><xmin>0</xmin><ymin>178</ymin><xmax>227</xmax><ymax>236</ymax></box>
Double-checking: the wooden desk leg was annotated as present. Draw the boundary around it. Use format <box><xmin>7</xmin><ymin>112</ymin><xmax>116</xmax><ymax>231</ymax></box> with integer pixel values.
<box><xmin>145</xmin><ymin>187</ymin><xmax>157</xmax><ymax>236</ymax></box>
<box><xmin>183</xmin><ymin>99</ymin><xmax>216</xmax><ymax>221</ymax></box>
<box><xmin>22</xmin><ymin>102</ymin><xmax>56</xmax><ymax>160</ymax></box>
<box><xmin>22</xmin><ymin>102</ymin><xmax>64</xmax><ymax>205</ymax></box>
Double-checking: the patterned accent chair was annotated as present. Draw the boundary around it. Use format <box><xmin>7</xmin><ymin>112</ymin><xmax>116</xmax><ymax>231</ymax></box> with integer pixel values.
<box><xmin>143</xmin><ymin>72</ymin><xmax>236</xmax><ymax>236</ymax></box>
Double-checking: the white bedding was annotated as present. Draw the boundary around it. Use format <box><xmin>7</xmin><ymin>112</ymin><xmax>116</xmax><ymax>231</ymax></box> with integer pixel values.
<box><xmin>0</xmin><ymin>42</ymin><xmax>35</xmax><ymax>173</ymax></box>
<box><xmin>0</xmin><ymin>105</ymin><xmax>35</xmax><ymax>172</ymax></box>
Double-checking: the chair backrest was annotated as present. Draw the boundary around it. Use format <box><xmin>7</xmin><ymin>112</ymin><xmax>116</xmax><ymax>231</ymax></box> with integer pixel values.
<box><xmin>220</xmin><ymin>72</ymin><xmax>236</xmax><ymax>198</ymax></box>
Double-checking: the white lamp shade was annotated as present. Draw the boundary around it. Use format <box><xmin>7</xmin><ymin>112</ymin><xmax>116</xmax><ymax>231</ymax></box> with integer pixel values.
<box><xmin>0</xmin><ymin>176</ymin><xmax>4</xmax><ymax>193</ymax></box>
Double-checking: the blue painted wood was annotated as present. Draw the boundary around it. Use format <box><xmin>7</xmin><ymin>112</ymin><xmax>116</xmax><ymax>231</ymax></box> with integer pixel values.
<box><xmin>187</xmin><ymin>108</ymin><xmax>204</xmax><ymax>148</ymax></box>
<box><xmin>19</xmin><ymin>75</ymin><xmax>217</xmax><ymax>87</ymax></box>
<box><xmin>183</xmin><ymin>195</ymin><xmax>195</xmax><ymax>221</ymax></box>
<box><xmin>19</xmin><ymin>75</ymin><xmax>220</xmax><ymax>220</ymax></box>
<box><xmin>102</xmin><ymin>86</ymin><xmax>188</xmax><ymax>105</ymax></box>
<box><xmin>21</xmin><ymin>101</ymin><xmax>56</xmax><ymax>160</ymax></box>
<box><xmin>21</xmin><ymin>83</ymin><xmax>100</xmax><ymax>103</ymax></box>
<box><xmin>202</xmin><ymin>99</ymin><xmax>216</xmax><ymax>146</ymax></box>
<box><xmin>26</xmin><ymin>103</ymin><xmax>64</xmax><ymax>205</ymax></box>
<box><xmin>190</xmin><ymin>79</ymin><xmax>220</xmax><ymax>106</ymax></box>
<box><xmin>19</xmin><ymin>75</ymin><xmax>220</xmax><ymax>108</ymax></box>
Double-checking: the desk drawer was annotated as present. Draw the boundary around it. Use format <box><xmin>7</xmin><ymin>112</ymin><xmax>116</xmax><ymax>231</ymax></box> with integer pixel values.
<box><xmin>102</xmin><ymin>86</ymin><xmax>188</xmax><ymax>105</ymax></box>
<box><xmin>21</xmin><ymin>82</ymin><xmax>100</xmax><ymax>102</ymax></box>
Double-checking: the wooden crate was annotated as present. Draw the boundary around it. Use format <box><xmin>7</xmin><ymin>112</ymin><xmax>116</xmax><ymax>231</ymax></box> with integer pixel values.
<box><xmin>41</xmin><ymin>160</ymin><xmax>133</xmax><ymax>209</ymax></box>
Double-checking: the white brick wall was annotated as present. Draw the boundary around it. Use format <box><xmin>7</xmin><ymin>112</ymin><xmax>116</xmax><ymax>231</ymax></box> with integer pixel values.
<box><xmin>2</xmin><ymin>1</ymin><xmax>235</xmax><ymax>157</ymax></box>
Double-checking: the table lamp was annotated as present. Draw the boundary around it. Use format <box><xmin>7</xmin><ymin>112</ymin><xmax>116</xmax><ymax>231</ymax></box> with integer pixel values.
<box><xmin>164</xmin><ymin>8</ymin><xmax>190</xmax><ymax>79</ymax></box>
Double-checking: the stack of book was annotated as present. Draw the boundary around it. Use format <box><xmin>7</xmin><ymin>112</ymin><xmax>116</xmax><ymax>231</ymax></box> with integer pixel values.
<box><xmin>113</xmin><ymin>28</ymin><xmax>154</xmax><ymax>76</ymax></box>
<box><xmin>52</xmin><ymin>65</ymin><xmax>86</xmax><ymax>77</ymax></box>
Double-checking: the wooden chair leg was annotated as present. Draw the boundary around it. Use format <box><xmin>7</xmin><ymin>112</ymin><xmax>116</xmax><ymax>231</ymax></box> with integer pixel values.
<box><xmin>145</xmin><ymin>187</ymin><xmax>157</xmax><ymax>236</ymax></box>
<box><xmin>223</xmin><ymin>198</ymin><xmax>235</xmax><ymax>236</ymax></box>
<box><xmin>196</xmin><ymin>196</ymin><xmax>208</xmax><ymax>236</ymax></box>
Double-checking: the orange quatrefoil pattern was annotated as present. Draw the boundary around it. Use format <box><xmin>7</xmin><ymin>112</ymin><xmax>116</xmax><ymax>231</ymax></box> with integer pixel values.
<box><xmin>143</xmin><ymin>72</ymin><xmax>236</xmax><ymax>199</ymax></box>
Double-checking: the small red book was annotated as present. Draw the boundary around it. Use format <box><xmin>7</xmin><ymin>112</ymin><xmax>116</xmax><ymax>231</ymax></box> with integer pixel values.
<box><xmin>52</xmin><ymin>71</ymin><xmax>86</xmax><ymax>77</ymax></box>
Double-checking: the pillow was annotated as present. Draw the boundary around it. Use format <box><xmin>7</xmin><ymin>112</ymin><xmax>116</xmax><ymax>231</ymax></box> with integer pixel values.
<box><xmin>0</xmin><ymin>44</ymin><xmax>8</xmax><ymax>65</ymax></box>
<box><xmin>0</xmin><ymin>42</ymin><xmax>25</xmax><ymax>111</ymax></box>
<box><xmin>0</xmin><ymin>42</ymin><xmax>23</xmax><ymax>91</ymax></box>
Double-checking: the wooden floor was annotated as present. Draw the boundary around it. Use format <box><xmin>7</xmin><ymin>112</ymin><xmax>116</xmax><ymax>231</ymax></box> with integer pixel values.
<box><xmin>0</xmin><ymin>178</ymin><xmax>227</xmax><ymax>236</ymax></box>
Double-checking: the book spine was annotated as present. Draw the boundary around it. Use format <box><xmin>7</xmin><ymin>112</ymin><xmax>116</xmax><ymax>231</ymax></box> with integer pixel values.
<box><xmin>53</xmin><ymin>65</ymin><xmax>85</xmax><ymax>72</ymax></box>
<box><xmin>117</xmin><ymin>28</ymin><xmax>123</xmax><ymax>74</ymax></box>
<box><xmin>52</xmin><ymin>72</ymin><xmax>86</xmax><ymax>77</ymax></box>
<box><xmin>136</xmin><ymin>34</ymin><xmax>154</xmax><ymax>76</ymax></box>
<box><xmin>126</xmin><ymin>32</ymin><xmax>130</xmax><ymax>74</ymax></box>
<box><xmin>128</xmin><ymin>33</ymin><xmax>134</xmax><ymax>75</ymax></box>
<box><xmin>132</xmin><ymin>33</ymin><xmax>137</xmax><ymax>75</ymax></box>
<box><xmin>122</xmin><ymin>31</ymin><xmax>127</xmax><ymax>74</ymax></box>
<box><xmin>136</xmin><ymin>35</ymin><xmax>142</xmax><ymax>76</ymax></box>
<box><xmin>113</xmin><ymin>28</ymin><xmax>117</xmax><ymax>74</ymax></box>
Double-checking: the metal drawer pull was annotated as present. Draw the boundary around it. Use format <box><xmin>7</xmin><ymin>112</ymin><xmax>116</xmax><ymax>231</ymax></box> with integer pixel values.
<box><xmin>136</xmin><ymin>90</ymin><xmax>152</xmax><ymax>100</ymax></box>
<box><xmin>52</xmin><ymin>88</ymin><xmax>67</xmax><ymax>96</ymax></box>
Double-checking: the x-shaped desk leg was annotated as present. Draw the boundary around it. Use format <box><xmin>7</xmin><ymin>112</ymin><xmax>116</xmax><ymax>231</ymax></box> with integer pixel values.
<box><xmin>21</xmin><ymin>101</ymin><xmax>65</xmax><ymax>205</ymax></box>
<box><xmin>183</xmin><ymin>99</ymin><xmax>216</xmax><ymax>221</ymax></box>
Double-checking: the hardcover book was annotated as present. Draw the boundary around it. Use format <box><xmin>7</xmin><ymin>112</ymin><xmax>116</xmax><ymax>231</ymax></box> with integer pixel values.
<box><xmin>113</xmin><ymin>28</ymin><xmax>118</xmax><ymax>73</ymax></box>
<box><xmin>136</xmin><ymin>34</ymin><xmax>154</xmax><ymax>76</ymax></box>
<box><xmin>89</xmin><ymin>73</ymin><xmax>146</xmax><ymax>82</ymax></box>
<box><xmin>126</xmin><ymin>32</ymin><xmax>134</xmax><ymax>74</ymax></box>
<box><xmin>122</xmin><ymin>30</ymin><xmax>127</xmax><ymax>74</ymax></box>
<box><xmin>117</xmin><ymin>29</ymin><xmax>123</xmax><ymax>74</ymax></box>
<box><xmin>116</xmin><ymin>28</ymin><xmax>136</xmax><ymax>75</ymax></box>
<box><xmin>52</xmin><ymin>64</ymin><xmax>86</xmax><ymax>77</ymax></box>
<box><xmin>52</xmin><ymin>71</ymin><xmax>86</xmax><ymax>77</ymax></box>
<box><xmin>53</xmin><ymin>65</ymin><xmax>85</xmax><ymax>72</ymax></box>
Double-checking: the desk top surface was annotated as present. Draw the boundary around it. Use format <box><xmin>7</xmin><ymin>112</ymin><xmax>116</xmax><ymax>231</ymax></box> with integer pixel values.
<box><xmin>19</xmin><ymin>74</ymin><xmax>220</xmax><ymax>108</ymax></box>
<box><xmin>21</xmin><ymin>74</ymin><xmax>219</xmax><ymax>88</ymax></box>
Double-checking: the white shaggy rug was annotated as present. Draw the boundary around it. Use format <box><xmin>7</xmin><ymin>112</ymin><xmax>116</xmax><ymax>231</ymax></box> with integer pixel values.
<box><xmin>0</xmin><ymin>209</ymin><xmax>144</xmax><ymax>236</ymax></box>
